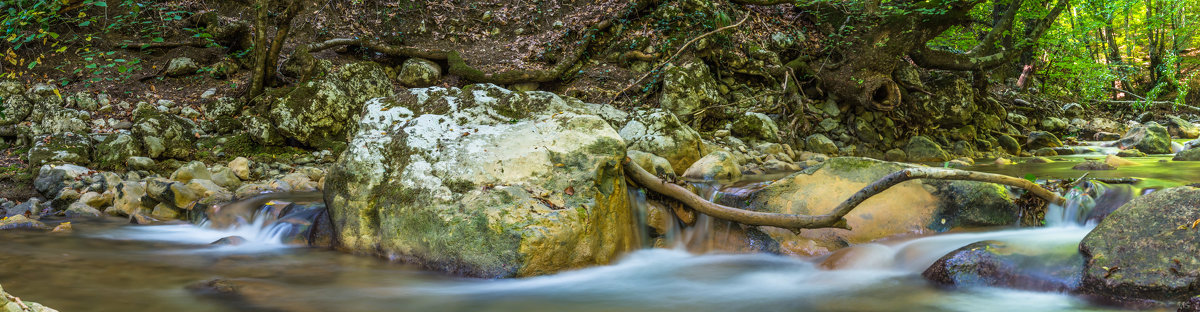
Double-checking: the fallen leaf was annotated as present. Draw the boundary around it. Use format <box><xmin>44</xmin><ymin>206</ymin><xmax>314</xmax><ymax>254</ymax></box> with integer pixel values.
<box><xmin>564</xmin><ymin>186</ymin><xmax>574</xmax><ymax>196</ymax></box>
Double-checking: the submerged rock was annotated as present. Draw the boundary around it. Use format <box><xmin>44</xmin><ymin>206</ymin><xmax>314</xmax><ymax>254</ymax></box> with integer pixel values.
<box><xmin>924</xmin><ymin>240</ymin><xmax>1083</xmax><ymax>292</ymax></box>
<box><xmin>746</xmin><ymin>157</ymin><xmax>1021</xmax><ymax>256</ymax></box>
<box><xmin>1080</xmin><ymin>187</ymin><xmax>1200</xmax><ymax>303</ymax></box>
<box><xmin>1072</xmin><ymin>161</ymin><xmax>1115</xmax><ymax>171</ymax></box>
<box><xmin>325</xmin><ymin>84</ymin><xmax>636</xmax><ymax>278</ymax></box>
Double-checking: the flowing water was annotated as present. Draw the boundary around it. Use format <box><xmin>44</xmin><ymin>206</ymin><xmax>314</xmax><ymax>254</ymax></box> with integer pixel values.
<box><xmin>0</xmin><ymin>144</ymin><xmax>1188</xmax><ymax>311</ymax></box>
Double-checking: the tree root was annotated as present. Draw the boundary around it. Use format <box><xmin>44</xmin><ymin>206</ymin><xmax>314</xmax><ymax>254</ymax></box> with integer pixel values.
<box><xmin>624</xmin><ymin>160</ymin><xmax>1066</xmax><ymax>231</ymax></box>
<box><xmin>608</xmin><ymin>13</ymin><xmax>749</xmax><ymax>105</ymax></box>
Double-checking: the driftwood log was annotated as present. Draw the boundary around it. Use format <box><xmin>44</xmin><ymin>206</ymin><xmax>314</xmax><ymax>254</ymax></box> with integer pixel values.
<box><xmin>623</xmin><ymin>159</ymin><xmax>1067</xmax><ymax>231</ymax></box>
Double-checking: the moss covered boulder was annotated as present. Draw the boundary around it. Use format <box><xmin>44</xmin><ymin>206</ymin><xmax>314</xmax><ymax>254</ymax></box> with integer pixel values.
<box><xmin>94</xmin><ymin>133</ymin><xmax>142</xmax><ymax>169</ymax></box>
<box><xmin>268</xmin><ymin>62</ymin><xmax>394</xmax><ymax>148</ymax></box>
<box><xmin>745</xmin><ymin>157</ymin><xmax>1021</xmax><ymax>256</ymax></box>
<box><xmin>1113</xmin><ymin>122</ymin><xmax>1172</xmax><ymax>154</ymax></box>
<box><xmin>659</xmin><ymin>61</ymin><xmax>724</xmax><ymax>123</ymax></box>
<box><xmin>27</xmin><ymin>132</ymin><xmax>92</xmax><ymax>167</ymax></box>
<box><xmin>132</xmin><ymin>106</ymin><xmax>199</xmax><ymax>159</ymax></box>
<box><xmin>618</xmin><ymin>109</ymin><xmax>704</xmax><ymax>175</ymax></box>
<box><xmin>325</xmin><ymin>84</ymin><xmax>636</xmax><ymax>278</ymax></box>
<box><xmin>905</xmin><ymin>136</ymin><xmax>949</xmax><ymax>162</ymax></box>
<box><xmin>1080</xmin><ymin>187</ymin><xmax>1200</xmax><ymax>303</ymax></box>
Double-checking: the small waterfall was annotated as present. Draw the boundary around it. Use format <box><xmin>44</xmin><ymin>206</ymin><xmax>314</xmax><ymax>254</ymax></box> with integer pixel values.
<box><xmin>93</xmin><ymin>192</ymin><xmax>331</xmax><ymax>250</ymax></box>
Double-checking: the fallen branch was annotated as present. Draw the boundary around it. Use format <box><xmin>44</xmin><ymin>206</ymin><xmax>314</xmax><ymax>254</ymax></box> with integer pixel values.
<box><xmin>625</xmin><ymin>161</ymin><xmax>1067</xmax><ymax>231</ymax></box>
<box><xmin>608</xmin><ymin>13</ymin><xmax>749</xmax><ymax>105</ymax></box>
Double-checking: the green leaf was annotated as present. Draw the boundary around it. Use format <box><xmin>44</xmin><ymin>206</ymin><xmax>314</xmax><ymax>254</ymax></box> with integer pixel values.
<box><xmin>1024</xmin><ymin>174</ymin><xmax>1037</xmax><ymax>182</ymax></box>
<box><xmin>78</xmin><ymin>20</ymin><xmax>91</xmax><ymax>27</ymax></box>
<box><xmin>152</xmin><ymin>37</ymin><xmax>163</xmax><ymax>42</ymax></box>
<box><xmin>93</xmin><ymin>1</ymin><xmax>107</xmax><ymax>7</ymax></box>
<box><xmin>26</xmin><ymin>61</ymin><xmax>37</xmax><ymax>69</ymax></box>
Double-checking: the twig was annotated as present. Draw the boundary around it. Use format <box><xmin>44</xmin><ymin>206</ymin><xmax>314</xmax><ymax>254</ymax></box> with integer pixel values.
<box><xmin>608</xmin><ymin>13</ymin><xmax>750</xmax><ymax>105</ymax></box>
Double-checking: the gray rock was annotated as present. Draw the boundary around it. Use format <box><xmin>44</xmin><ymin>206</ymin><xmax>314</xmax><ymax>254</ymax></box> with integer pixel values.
<box><xmin>805</xmin><ymin>134</ymin><xmax>838</xmax><ymax>155</ymax></box>
<box><xmin>397</xmin><ymin>58</ymin><xmax>442</xmax><ymax>87</ymax></box>
<box><xmin>132</xmin><ymin>106</ymin><xmax>199</xmax><ymax>159</ymax></box>
<box><xmin>1062</xmin><ymin>102</ymin><xmax>1084</xmax><ymax>118</ymax></box>
<box><xmin>269</xmin><ymin>61</ymin><xmax>394</xmax><ymax>148</ymax></box>
<box><xmin>34</xmin><ymin>164</ymin><xmax>91</xmax><ymax>198</ymax></box>
<box><xmin>28</xmin><ymin>132</ymin><xmax>93</xmax><ymax>167</ymax></box>
<box><xmin>229</xmin><ymin>157</ymin><xmax>253</xmax><ymax>180</ymax></box>
<box><xmin>94</xmin><ymin>133</ymin><xmax>141</xmax><ymax>169</ymax></box>
<box><xmin>731</xmin><ymin>112</ymin><xmax>780</xmax><ymax>142</ymax></box>
<box><xmin>0</xmin><ymin>215</ymin><xmax>49</xmax><ymax>230</ymax></box>
<box><xmin>1113</xmin><ymin>122</ymin><xmax>1172</xmax><ymax>154</ymax></box>
<box><xmin>65</xmin><ymin>202</ymin><xmax>103</xmax><ymax>218</ymax></box>
<box><xmin>164</xmin><ymin>57</ymin><xmax>200</xmax><ymax>77</ymax></box>
<box><xmin>924</xmin><ymin>240</ymin><xmax>1082</xmax><ymax>293</ymax></box>
<box><xmin>620</xmin><ymin>109</ymin><xmax>704</xmax><ymax>175</ymax></box>
<box><xmin>171</xmin><ymin>161</ymin><xmax>213</xmax><ymax>183</ymax></box>
<box><xmin>126</xmin><ymin>156</ymin><xmax>156</xmax><ymax>171</ymax></box>
<box><xmin>1165</xmin><ymin>115</ymin><xmax>1199</xmax><ymax>139</ymax></box>
<box><xmin>1026</xmin><ymin>131</ymin><xmax>1063</xmax><ymax>150</ymax></box>
<box><xmin>683</xmin><ymin>151</ymin><xmax>742</xmax><ymax>181</ymax></box>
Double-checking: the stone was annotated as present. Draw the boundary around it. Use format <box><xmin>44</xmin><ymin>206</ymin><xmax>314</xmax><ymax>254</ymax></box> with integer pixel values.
<box><xmin>659</xmin><ymin>62</ymin><xmax>725</xmax><ymax>122</ymax></box>
<box><xmin>1080</xmin><ymin>187</ymin><xmax>1200</xmax><ymax>302</ymax></box>
<box><xmin>1116</xmin><ymin>149</ymin><xmax>1147</xmax><ymax>157</ymax></box>
<box><xmin>0</xmin><ymin>215</ymin><xmax>49</xmax><ymax>230</ymax></box>
<box><xmin>924</xmin><ymin>240</ymin><xmax>1082</xmax><ymax>293</ymax></box>
<box><xmin>995</xmin><ymin>134</ymin><xmax>1021</xmax><ymax>155</ymax></box>
<box><xmin>79</xmin><ymin>191</ymin><xmax>110</xmax><ymax>208</ymax></box>
<box><xmin>325</xmin><ymin>85</ymin><xmax>636</xmax><ymax>278</ymax></box>
<box><xmin>1166</xmin><ymin>115</ymin><xmax>1199</xmax><ymax>139</ymax></box>
<box><xmin>683</xmin><ymin>151</ymin><xmax>742</xmax><ymax>181</ymax></box>
<box><xmin>27</xmin><ymin>132</ymin><xmax>92</xmax><ymax>167</ymax></box>
<box><xmin>746</xmin><ymin>158</ymin><xmax>1022</xmax><ymax>257</ymax></box>
<box><xmin>239</xmin><ymin>114</ymin><xmax>285</xmax><ymax>146</ymax></box>
<box><xmin>229</xmin><ymin>157</ymin><xmax>253</xmax><ymax>180</ymax></box>
<box><xmin>169</xmin><ymin>183</ymin><xmax>199</xmax><ymax>208</ymax></box>
<box><xmin>126</xmin><ymin>156</ymin><xmax>156</xmax><ymax>171</ymax></box>
<box><xmin>1093</xmin><ymin>132</ymin><xmax>1122</xmax><ymax>141</ymax></box>
<box><xmin>94</xmin><ymin>133</ymin><xmax>141</xmax><ymax>169</ymax></box>
<box><xmin>1072</xmin><ymin>161</ymin><xmax>1115</xmax><ymax>171</ymax></box>
<box><xmin>905</xmin><ymin>136</ymin><xmax>949</xmax><ymax>162</ymax></box>
<box><xmin>1026</xmin><ymin>131</ymin><xmax>1063</xmax><ymax>150</ymax></box>
<box><xmin>1062</xmin><ymin>102</ymin><xmax>1084</xmax><ymax>118</ymax></box>
<box><xmin>619</xmin><ymin>109</ymin><xmax>704</xmax><ymax>175</ymax></box>
<box><xmin>171</xmin><ymin>161</ymin><xmax>213</xmax><ymax>183</ymax></box>
<box><xmin>884</xmin><ymin>149</ymin><xmax>906</xmax><ymax>162</ymax></box>
<box><xmin>1113</xmin><ymin>122</ymin><xmax>1172</xmax><ymax>155</ymax></box>
<box><xmin>65</xmin><ymin>202</ymin><xmax>103</xmax><ymax>218</ymax></box>
<box><xmin>132</xmin><ymin>106</ymin><xmax>199</xmax><ymax>159</ymax></box>
<box><xmin>397</xmin><ymin>58</ymin><xmax>442</xmax><ymax>87</ymax></box>
<box><xmin>805</xmin><ymin>134</ymin><xmax>838</xmax><ymax>155</ymax></box>
<box><xmin>1104</xmin><ymin>155</ymin><xmax>1138</xmax><ymax>167</ymax></box>
<box><xmin>1028</xmin><ymin>157</ymin><xmax>1052</xmax><ymax>164</ymax></box>
<box><xmin>50</xmin><ymin>188</ymin><xmax>80</xmax><ymax>211</ymax></box>
<box><xmin>1040</xmin><ymin>117</ymin><xmax>1069</xmax><ymax>132</ymax></box>
<box><xmin>164</xmin><ymin>57</ymin><xmax>200</xmax><ymax>77</ymax></box>
<box><xmin>269</xmin><ymin>61</ymin><xmax>395</xmax><ymax>148</ymax></box>
<box><xmin>34</xmin><ymin>164</ymin><xmax>92</xmax><ymax>199</ymax></box>
<box><xmin>1174</xmin><ymin>148</ymin><xmax>1200</xmax><ymax>161</ymax></box>
<box><xmin>110</xmin><ymin>181</ymin><xmax>148</xmax><ymax>217</ymax></box>
<box><xmin>731</xmin><ymin>112</ymin><xmax>780</xmax><ymax>142</ymax></box>
<box><xmin>151</xmin><ymin>202</ymin><xmax>182</xmax><ymax>220</ymax></box>
<box><xmin>627</xmin><ymin>150</ymin><xmax>675</xmax><ymax>178</ymax></box>
<box><xmin>210</xmin><ymin>166</ymin><xmax>242</xmax><ymax>189</ymax></box>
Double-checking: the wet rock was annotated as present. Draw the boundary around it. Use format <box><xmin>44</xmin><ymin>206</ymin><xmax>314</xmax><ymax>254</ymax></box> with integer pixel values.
<box><xmin>905</xmin><ymin>136</ymin><xmax>949</xmax><ymax>162</ymax></box>
<box><xmin>132</xmin><ymin>106</ymin><xmax>199</xmax><ymax>159</ymax></box>
<box><xmin>1165</xmin><ymin>115</ymin><xmax>1199</xmax><ymax>139</ymax></box>
<box><xmin>884</xmin><ymin>149</ymin><xmax>906</xmax><ymax>162</ymax></box>
<box><xmin>1105</xmin><ymin>155</ymin><xmax>1138</xmax><ymax>167</ymax></box>
<box><xmin>683</xmin><ymin>151</ymin><xmax>742</xmax><ymax>181</ymax></box>
<box><xmin>229</xmin><ymin>157</ymin><xmax>253</xmax><ymax>180</ymax></box>
<box><xmin>747</xmin><ymin>157</ymin><xmax>1021</xmax><ymax>257</ymax></box>
<box><xmin>620</xmin><ymin>109</ymin><xmax>704</xmax><ymax>175</ymax></box>
<box><xmin>1032</xmin><ymin>148</ymin><xmax>1058</xmax><ymax>157</ymax></box>
<box><xmin>50</xmin><ymin>188</ymin><xmax>80</xmax><ymax>211</ymax></box>
<box><xmin>93</xmin><ymin>133</ymin><xmax>141</xmax><ymax>169</ymax></box>
<box><xmin>171</xmin><ymin>161</ymin><xmax>212</xmax><ymax>183</ymax></box>
<box><xmin>731</xmin><ymin>112</ymin><xmax>780</xmax><ymax>142</ymax></box>
<box><xmin>210</xmin><ymin>166</ymin><xmax>242</xmax><ymax>189</ymax></box>
<box><xmin>1117</xmin><ymin>149</ymin><xmax>1148</xmax><ymax>158</ymax></box>
<box><xmin>185</xmin><ymin>179</ymin><xmax>233</xmax><ymax>207</ymax></box>
<box><xmin>326</xmin><ymin>85</ymin><xmax>636</xmax><ymax>278</ymax></box>
<box><xmin>924</xmin><ymin>240</ymin><xmax>1082</xmax><ymax>292</ymax></box>
<box><xmin>34</xmin><ymin>164</ymin><xmax>91</xmax><ymax>198</ymax></box>
<box><xmin>65</xmin><ymin>202</ymin><xmax>102</xmax><ymax>218</ymax></box>
<box><xmin>1028</xmin><ymin>157</ymin><xmax>1053</xmax><ymax>164</ymax></box>
<box><xmin>1026</xmin><ymin>131</ymin><xmax>1063</xmax><ymax>150</ymax></box>
<box><xmin>164</xmin><ymin>57</ymin><xmax>200</xmax><ymax>77</ymax></box>
<box><xmin>0</xmin><ymin>215</ymin><xmax>49</xmax><ymax>230</ymax></box>
<box><xmin>997</xmin><ymin>134</ymin><xmax>1021</xmax><ymax>155</ymax></box>
<box><xmin>0</xmin><ymin>283</ymin><xmax>58</xmax><ymax>312</ymax></box>
<box><xmin>110</xmin><ymin>181</ymin><xmax>148</xmax><ymax>217</ymax></box>
<box><xmin>28</xmin><ymin>132</ymin><xmax>93</xmax><ymax>167</ymax></box>
<box><xmin>1072</xmin><ymin>161</ymin><xmax>1115</xmax><ymax>171</ymax></box>
<box><xmin>1175</xmin><ymin>148</ymin><xmax>1200</xmax><ymax>161</ymax></box>
<box><xmin>151</xmin><ymin>202</ymin><xmax>182</xmax><ymax>219</ymax></box>
<box><xmin>397</xmin><ymin>58</ymin><xmax>441</xmax><ymax>87</ymax></box>
<box><xmin>1041</xmin><ymin>117</ymin><xmax>1069</xmax><ymax>132</ymax></box>
<box><xmin>269</xmin><ymin>61</ymin><xmax>394</xmax><ymax>148</ymax></box>
<box><xmin>211</xmin><ymin>236</ymin><xmax>248</xmax><ymax>246</ymax></box>
<box><xmin>805</xmin><ymin>134</ymin><xmax>838</xmax><ymax>155</ymax></box>
<box><xmin>1094</xmin><ymin>132</ymin><xmax>1122</xmax><ymax>141</ymax></box>
<box><xmin>659</xmin><ymin>62</ymin><xmax>724</xmax><ymax>122</ymax></box>
<box><xmin>1080</xmin><ymin>187</ymin><xmax>1200</xmax><ymax>302</ymax></box>
<box><xmin>126</xmin><ymin>156</ymin><xmax>156</xmax><ymax>171</ymax></box>
<box><xmin>1113</xmin><ymin>122</ymin><xmax>1172</xmax><ymax>154</ymax></box>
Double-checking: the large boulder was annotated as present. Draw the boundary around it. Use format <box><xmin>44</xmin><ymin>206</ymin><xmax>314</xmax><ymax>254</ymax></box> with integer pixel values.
<box><xmin>132</xmin><ymin>106</ymin><xmax>199</xmax><ymax>159</ymax></box>
<box><xmin>1112</xmin><ymin>122</ymin><xmax>1172</xmax><ymax>154</ymax></box>
<box><xmin>325</xmin><ymin>84</ymin><xmax>636</xmax><ymax>278</ymax></box>
<box><xmin>745</xmin><ymin>157</ymin><xmax>1021</xmax><ymax>256</ymax></box>
<box><xmin>905</xmin><ymin>136</ymin><xmax>949</xmax><ymax>162</ymax></box>
<box><xmin>1080</xmin><ymin>187</ymin><xmax>1200</xmax><ymax>303</ymax></box>
<box><xmin>27</xmin><ymin>132</ymin><xmax>92</xmax><ymax>166</ymax></box>
<box><xmin>269</xmin><ymin>62</ymin><xmax>394</xmax><ymax>148</ymax></box>
<box><xmin>924</xmin><ymin>240</ymin><xmax>1083</xmax><ymax>292</ymax></box>
<box><xmin>1165</xmin><ymin>115</ymin><xmax>1199</xmax><ymax>139</ymax></box>
<box><xmin>619</xmin><ymin>109</ymin><xmax>704</xmax><ymax>175</ymax></box>
<box><xmin>659</xmin><ymin>62</ymin><xmax>725</xmax><ymax>123</ymax></box>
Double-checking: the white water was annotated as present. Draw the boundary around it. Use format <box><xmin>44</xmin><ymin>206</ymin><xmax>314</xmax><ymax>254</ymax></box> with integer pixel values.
<box><xmin>92</xmin><ymin>208</ymin><xmax>298</xmax><ymax>253</ymax></box>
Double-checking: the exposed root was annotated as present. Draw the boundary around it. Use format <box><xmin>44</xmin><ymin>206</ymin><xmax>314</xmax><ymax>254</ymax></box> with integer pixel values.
<box><xmin>625</xmin><ymin>160</ymin><xmax>1066</xmax><ymax>231</ymax></box>
<box><xmin>608</xmin><ymin>13</ymin><xmax>749</xmax><ymax>105</ymax></box>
